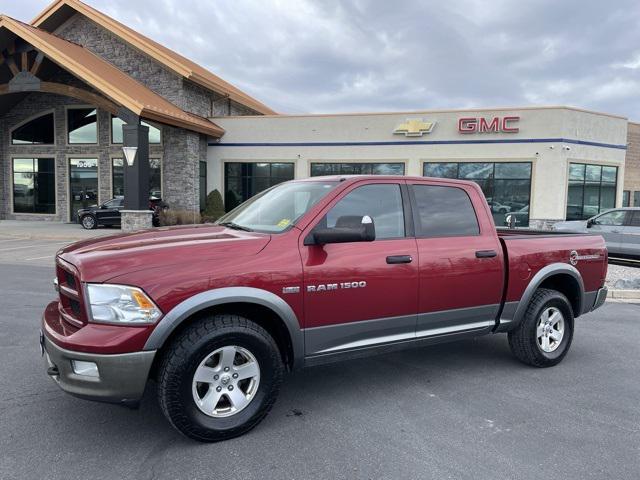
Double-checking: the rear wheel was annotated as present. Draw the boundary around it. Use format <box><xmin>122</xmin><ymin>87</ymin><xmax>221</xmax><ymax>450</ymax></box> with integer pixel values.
<box><xmin>80</xmin><ymin>215</ymin><xmax>97</xmax><ymax>230</ymax></box>
<box><xmin>508</xmin><ymin>288</ymin><xmax>574</xmax><ymax>367</ymax></box>
<box><xmin>158</xmin><ymin>314</ymin><xmax>283</xmax><ymax>442</ymax></box>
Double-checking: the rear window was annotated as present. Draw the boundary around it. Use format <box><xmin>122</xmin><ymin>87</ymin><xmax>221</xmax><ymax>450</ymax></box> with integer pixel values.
<box><xmin>412</xmin><ymin>184</ymin><xmax>480</xmax><ymax>237</ymax></box>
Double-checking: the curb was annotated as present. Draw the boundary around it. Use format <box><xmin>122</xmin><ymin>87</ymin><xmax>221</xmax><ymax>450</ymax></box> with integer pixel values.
<box><xmin>607</xmin><ymin>289</ymin><xmax>640</xmax><ymax>301</ymax></box>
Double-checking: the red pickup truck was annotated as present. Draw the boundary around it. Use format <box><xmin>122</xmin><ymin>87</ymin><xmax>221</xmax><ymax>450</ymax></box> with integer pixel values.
<box><xmin>41</xmin><ymin>176</ymin><xmax>608</xmax><ymax>442</ymax></box>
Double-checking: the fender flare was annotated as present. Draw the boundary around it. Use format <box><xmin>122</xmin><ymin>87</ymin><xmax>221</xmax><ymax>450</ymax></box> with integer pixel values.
<box><xmin>144</xmin><ymin>287</ymin><xmax>304</xmax><ymax>369</ymax></box>
<box><xmin>502</xmin><ymin>263</ymin><xmax>585</xmax><ymax>331</ymax></box>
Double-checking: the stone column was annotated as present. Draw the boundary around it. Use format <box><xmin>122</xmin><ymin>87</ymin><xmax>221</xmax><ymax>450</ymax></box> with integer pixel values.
<box><xmin>121</xmin><ymin>122</ymin><xmax>152</xmax><ymax>231</ymax></box>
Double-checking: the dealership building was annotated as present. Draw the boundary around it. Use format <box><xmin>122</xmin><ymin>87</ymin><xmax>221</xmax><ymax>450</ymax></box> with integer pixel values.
<box><xmin>0</xmin><ymin>0</ymin><xmax>637</xmax><ymax>229</ymax></box>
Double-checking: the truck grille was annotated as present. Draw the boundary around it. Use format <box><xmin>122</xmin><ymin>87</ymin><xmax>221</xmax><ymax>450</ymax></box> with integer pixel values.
<box><xmin>56</xmin><ymin>258</ymin><xmax>87</xmax><ymax>329</ymax></box>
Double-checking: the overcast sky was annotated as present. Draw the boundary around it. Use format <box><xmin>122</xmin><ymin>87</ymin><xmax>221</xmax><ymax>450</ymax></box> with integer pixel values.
<box><xmin>5</xmin><ymin>0</ymin><xmax>640</xmax><ymax>118</ymax></box>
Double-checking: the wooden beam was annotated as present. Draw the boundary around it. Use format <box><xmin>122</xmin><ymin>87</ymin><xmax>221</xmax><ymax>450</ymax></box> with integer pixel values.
<box><xmin>7</xmin><ymin>57</ymin><xmax>19</xmax><ymax>76</ymax></box>
<box><xmin>30</xmin><ymin>52</ymin><xmax>44</xmax><ymax>76</ymax></box>
<box><xmin>0</xmin><ymin>81</ymin><xmax>119</xmax><ymax>115</ymax></box>
<box><xmin>21</xmin><ymin>52</ymin><xmax>28</xmax><ymax>72</ymax></box>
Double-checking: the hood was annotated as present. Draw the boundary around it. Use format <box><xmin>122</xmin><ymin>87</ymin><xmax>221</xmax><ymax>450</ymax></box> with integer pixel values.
<box><xmin>553</xmin><ymin>220</ymin><xmax>588</xmax><ymax>232</ymax></box>
<box><xmin>58</xmin><ymin>224</ymin><xmax>271</xmax><ymax>282</ymax></box>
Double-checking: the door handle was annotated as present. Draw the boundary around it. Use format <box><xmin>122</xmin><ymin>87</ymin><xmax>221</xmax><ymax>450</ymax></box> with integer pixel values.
<box><xmin>475</xmin><ymin>250</ymin><xmax>497</xmax><ymax>258</ymax></box>
<box><xmin>386</xmin><ymin>255</ymin><xmax>413</xmax><ymax>264</ymax></box>
<box><xmin>611</xmin><ymin>230</ymin><xmax>621</xmax><ymax>233</ymax></box>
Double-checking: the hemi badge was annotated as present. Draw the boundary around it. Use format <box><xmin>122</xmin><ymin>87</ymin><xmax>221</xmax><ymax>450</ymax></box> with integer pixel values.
<box><xmin>282</xmin><ymin>286</ymin><xmax>300</xmax><ymax>294</ymax></box>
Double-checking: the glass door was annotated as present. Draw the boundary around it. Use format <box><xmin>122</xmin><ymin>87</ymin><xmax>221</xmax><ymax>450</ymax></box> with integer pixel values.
<box><xmin>69</xmin><ymin>158</ymin><xmax>98</xmax><ymax>222</ymax></box>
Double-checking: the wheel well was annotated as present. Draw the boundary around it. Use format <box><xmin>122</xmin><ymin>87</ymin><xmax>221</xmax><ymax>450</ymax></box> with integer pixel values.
<box><xmin>539</xmin><ymin>274</ymin><xmax>581</xmax><ymax>317</ymax></box>
<box><xmin>150</xmin><ymin>302</ymin><xmax>295</xmax><ymax>379</ymax></box>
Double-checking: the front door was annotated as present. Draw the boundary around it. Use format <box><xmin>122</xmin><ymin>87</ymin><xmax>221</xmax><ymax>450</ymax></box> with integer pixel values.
<box><xmin>589</xmin><ymin>209</ymin><xmax>627</xmax><ymax>255</ymax></box>
<box><xmin>69</xmin><ymin>158</ymin><xmax>98</xmax><ymax>223</ymax></box>
<box><xmin>301</xmin><ymin>181</ymin><xmax>419</xmax><ymax>357</ymax></box>
<box><xmin>95</xmin><ymin>197</ymin><xmax>124</xmax><ymax>225</ymax></box>
<box><xmin>619</xmin><ymin>210</ymin><xmax>640</xmax><ymax>257</ymax></box>
<box><xmin>409</xmin><ymin>182</ymin><xmax>504</xmax><ymax>336</ymax></box>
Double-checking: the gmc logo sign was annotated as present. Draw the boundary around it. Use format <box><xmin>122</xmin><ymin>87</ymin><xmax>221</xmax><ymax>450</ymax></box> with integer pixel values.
<box><xmin>458</xmin><ymin>116</ymin><xmax>520</xmax><ymax>133</ymax></box>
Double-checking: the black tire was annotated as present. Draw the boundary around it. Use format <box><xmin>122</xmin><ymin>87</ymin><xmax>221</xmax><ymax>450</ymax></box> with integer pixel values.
<box><xmin>80</xmin><ymin>214</ymin><xmax>97</xmax><ymax>230</ymax></box>
<box><xmin>508</xmin><ymin>288</ymin><xmax>574</xmax><ymax>367</ymax></box>
<box><xmin>157</xmin><ymin>314</ymin><xmax>284</xmax><ymax>442</ymax></box>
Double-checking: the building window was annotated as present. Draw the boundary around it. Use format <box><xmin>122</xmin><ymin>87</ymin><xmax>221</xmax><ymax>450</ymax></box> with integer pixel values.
<box><xmin>623</xmin><ymin>190</ymin><xmax>630</xmax><ymax>207</ymax></box>
<box><xmin>67</xmin><ymin>108</ymin><xmax>97</xmax><ymax>144</ymax></box>
<box><xmin>199</xmin><ymin>161</ymin><xmax>207</xmax><ymax>211</ymax></box>
<box><xmin>635</xmin><ymin>191</ymin><xmax>640</xmax><ymax>207</ymax></box>
<box><xmin>310</xmin><ymin>163</ymin><xmax>405</xmax><ymax>176</ymax></box>
<box><xmin>11</xmin><ymin>112</ymin><xmax>55</xmax><ymax>145</ymax></box>
<box><xmin>424</xmin><ymin>162</ymin><xmax>531</xmax><ymax>227</ymax></box>
<box><xmin>111</xmin><ymin>115</ymin><xmax>161</xmax><ymax>144</ymax></box>
<box><xmin>566</xmin><ymin>163</ymin><xmax>617</xmax><ymax>220</ymax></box>
<box><xmin>13</xmin><ymin>158</ymin><xmax>56</xmax><ymax>214</ymax></box>
<box><xmin>112</xmin><ymin>158</ymin><xmax>162</xmax><ymax>198</ymax></box>
<box><xmin>224</xmin><ymin>162</ymin><xmax>295</xmax><ymax>211</ymax></box>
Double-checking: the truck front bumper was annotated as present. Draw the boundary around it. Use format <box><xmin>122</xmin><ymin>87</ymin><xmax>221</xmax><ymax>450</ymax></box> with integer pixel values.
<box><xmin>41</xmin><ymin>331</ymin><xmax>156</xmax><ymax>406</ymax></box>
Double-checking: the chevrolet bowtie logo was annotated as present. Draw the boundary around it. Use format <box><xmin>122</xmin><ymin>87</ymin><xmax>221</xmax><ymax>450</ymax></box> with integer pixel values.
<box><xmin>393</xmin><ymin>119</ymin><xmax>436</xmax><ymax>137</ymax></box>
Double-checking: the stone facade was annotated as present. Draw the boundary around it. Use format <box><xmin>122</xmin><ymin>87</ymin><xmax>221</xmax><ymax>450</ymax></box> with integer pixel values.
<box><xmin>121</xmin><ymin>210</ymin><xmax>153</xmax><ymax>232</ymax></box>
<box><xmin>0</xmin><ymin>12</ymin><xmax>261</xmax><ymax>222</ymax></box>
<box><xmin>624</xmin><ymin>122</ymin><xmax>640</xmax><ymax>206</ymax></box>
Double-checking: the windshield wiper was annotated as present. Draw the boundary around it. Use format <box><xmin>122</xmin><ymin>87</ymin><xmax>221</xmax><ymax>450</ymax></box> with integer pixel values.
<box><xmin>218</xmin><ymin>221</ymin><xmax>253</xmax><ymax>232</ymax></box>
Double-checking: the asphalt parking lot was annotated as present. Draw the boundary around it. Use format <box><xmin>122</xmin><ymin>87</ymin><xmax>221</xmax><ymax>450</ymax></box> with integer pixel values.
<box><xmin>0</xmin><ymin>261</ymin><xmax>639</xmax><ymax>480</ymax></box>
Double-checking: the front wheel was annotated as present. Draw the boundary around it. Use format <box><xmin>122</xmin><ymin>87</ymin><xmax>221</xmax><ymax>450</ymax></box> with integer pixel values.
<box><xmin>157</xmin><ymin>314</ymin><xmax>284</xmax><ymax>442</ymax></box>
<box><xmin>508</xmin><ymin>288</ymin><xmax>574</xmax><ymax>367</ymax></box>
<box><xmin>80</xmin><ymin>215</ymin><xmax>97</xmax><ymax>230</ymax></box>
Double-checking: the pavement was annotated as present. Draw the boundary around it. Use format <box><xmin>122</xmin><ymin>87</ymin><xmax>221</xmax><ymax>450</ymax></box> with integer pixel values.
<box><xmin>0</xmin><ymin>263</ymin><xmax>639</xmax><ymax>480</ymax></box>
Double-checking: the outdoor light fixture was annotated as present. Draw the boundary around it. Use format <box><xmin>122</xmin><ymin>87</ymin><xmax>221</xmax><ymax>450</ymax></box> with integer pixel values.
<box><xmin>122</xmin><ymin>146</ymin><xmax>138</xmax><ymax>166</ymax></box>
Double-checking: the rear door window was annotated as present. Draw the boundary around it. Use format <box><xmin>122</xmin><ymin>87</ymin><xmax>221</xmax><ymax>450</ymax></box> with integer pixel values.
<box><xmin>412</xmin><ymin>184</ymin><xmax>479</xmax><ymax>237</ymax></box>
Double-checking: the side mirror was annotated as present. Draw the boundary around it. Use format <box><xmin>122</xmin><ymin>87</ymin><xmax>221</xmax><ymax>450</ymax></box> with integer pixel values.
<box><xmin>305</xmin><ymin>215</ymin><xmax>376</xmax><ymax>245</ymax></box>
<box><xmin>505</xmin><ymin>214</ymin><xmax>516</xmax><ymax>229</ymax></box>
<box><xmin>586</xmin><ymin>219</ymin><xmax>594</xmax><ymax>228</ymax></box>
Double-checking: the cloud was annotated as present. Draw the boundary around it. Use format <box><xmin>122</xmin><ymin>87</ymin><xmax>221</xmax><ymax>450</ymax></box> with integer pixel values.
<box><xmin>4</xmin><ymin>0</ymin><xmax>640</xmax><ymax>119</ymax></box>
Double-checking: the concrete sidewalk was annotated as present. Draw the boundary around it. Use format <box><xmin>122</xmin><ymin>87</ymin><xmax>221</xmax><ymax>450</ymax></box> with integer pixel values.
<box><xmin>0</xmin><ymin>220</ymin><xmax>117</xmax><ymax>241</ymax></box>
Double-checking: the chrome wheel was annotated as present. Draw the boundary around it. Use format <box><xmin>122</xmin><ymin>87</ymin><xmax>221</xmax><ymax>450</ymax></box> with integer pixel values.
<box><xmin>536</xmin><ymin>307</ymin><xmax>565</xmax><ymax>353</ymax></box>
<box><xmin>81</xmin><ymin>215</ymin><xmax>96</xmax><ymax>229</ymax></box>
<box><xmin>192</xmin><ymin>345</ymin><xmax>261</xmax><ymax>418</ymax></box>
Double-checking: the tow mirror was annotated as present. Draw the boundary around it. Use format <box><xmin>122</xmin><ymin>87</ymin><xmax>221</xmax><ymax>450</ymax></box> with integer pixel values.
<box><xmin>305</xmin><ymin>215</ymin><xmax>376</xmax><ymax>245</ymax></box>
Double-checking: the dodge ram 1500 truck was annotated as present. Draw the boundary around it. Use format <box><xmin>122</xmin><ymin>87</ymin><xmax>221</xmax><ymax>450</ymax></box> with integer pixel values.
<box><xmin>41</xmin><ymin>175</ymin><xmax>608</xmax><ymax>442</ymax></box>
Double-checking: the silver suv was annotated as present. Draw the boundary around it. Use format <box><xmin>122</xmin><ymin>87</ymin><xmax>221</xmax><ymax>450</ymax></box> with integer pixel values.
<box><xmin>553</xmin><ymin>208</ymin><xmax>640</xmax><ymax>260</ymax></box>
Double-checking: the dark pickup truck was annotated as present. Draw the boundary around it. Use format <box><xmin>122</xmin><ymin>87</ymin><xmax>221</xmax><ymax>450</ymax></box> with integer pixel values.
<box><xmin>41</xmin><ymin>175</ymin><xmax>608</xmax><ymax>442</ymax></box>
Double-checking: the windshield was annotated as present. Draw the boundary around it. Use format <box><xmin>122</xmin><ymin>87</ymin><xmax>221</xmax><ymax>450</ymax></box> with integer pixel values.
<box><xmin>216</xmin><ymin>181</ymin><xmax>338</xmax><ymax>233</ymax></box>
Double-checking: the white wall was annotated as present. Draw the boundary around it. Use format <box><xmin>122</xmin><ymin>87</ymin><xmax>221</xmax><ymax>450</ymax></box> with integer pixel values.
<box><xmin>207</xmin><ymin>106</ymin><xmax>628</xmax><ymax>222</ymax></box>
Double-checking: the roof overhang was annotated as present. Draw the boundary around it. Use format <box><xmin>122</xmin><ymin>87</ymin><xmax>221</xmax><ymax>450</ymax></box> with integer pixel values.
<box><xmin>32</xmin><ymin>0</ymin><xmax>277</xmax><ymax>115</ymax></box>
<box><xmin>0</xmin><ymin>15</ymin><xmax>224</xmax><ymax>137</ymax></box>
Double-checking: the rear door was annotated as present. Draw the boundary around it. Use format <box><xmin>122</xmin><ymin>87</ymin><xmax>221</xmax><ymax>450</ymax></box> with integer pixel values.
<box><xmin>619</xmin><ymin>210</ymin><xmax>640</xmax><ymax>258</ymax></box>
<box><xmin>589</xmin><ymin>210</ymin><xmax>627</xmax><ymax>255</ymax></box>
<box><xmin>301</xmin><ymin>180</ymin><xmax>419</xmax><ymax>357</ymax></box>
<box><xmin>409</xmin><ymin>181</ymin><xmax>504</xmax><ymax>337</ymax></box>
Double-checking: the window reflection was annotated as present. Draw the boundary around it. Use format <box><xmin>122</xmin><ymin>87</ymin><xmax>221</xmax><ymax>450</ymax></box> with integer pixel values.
<box><xmin>424</xmin><ymin>162</ymin><xmax>532</xmax><ymax>227</ymax></box>
<box><xmin>310</xmin><ymin>163</ymin><xmax>405</xmax><ymax>176</ymax></box>
<box><xmin>566</xmin><ymin>163</ymin><xmax>617</xmax><ymax>220</ymax></box>
<box><xmin>224</xmin><ymin>162</ymin><xmax>295</xmax><ymax>211</ymax></box>
<box><xmin>112</xmin><ymin>158</ymin><xmax>162</xmax><ymax>198</ymax></box>
<box><xmin>13</xmin><ymin>158</ymin><xmax>56</xmax><ymax>214</ymax></box>
<box><xmin>67</xmin><ymin>108</ymin><xmax>97</xmax><ymax>144</ymax></box>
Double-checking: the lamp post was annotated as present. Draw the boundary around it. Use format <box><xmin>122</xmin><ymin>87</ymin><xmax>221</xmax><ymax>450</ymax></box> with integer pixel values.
<box><xmin>122</xmin><ymin>146</ymin><xmax>138</xmax><ymax>166</ymax></box>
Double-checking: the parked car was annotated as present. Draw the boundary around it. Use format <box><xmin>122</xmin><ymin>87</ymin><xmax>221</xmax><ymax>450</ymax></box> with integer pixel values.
<box><xmin>488</xmin><ymin>200</ymin><xmax>511</xmax><ymax>214</ymax></box>
<box><xmin>77</xmin><ymin>196</ymin><xmax>167</xmax><ymax>229</ymax></box>
<box><xmin>553</xmin><ymin>208</ymin><xmax>640</xmax><ymax>259</ymax></box>
<box><xmin>43</xmin><ymin>176</ymin><xmax>608</xmax><ymax>442</ymax></box>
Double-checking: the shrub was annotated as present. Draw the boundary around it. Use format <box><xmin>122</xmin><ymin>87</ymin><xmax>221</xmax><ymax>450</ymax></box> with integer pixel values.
<box><xmin>201</xmin><ymin>189</ymin><xmax>226</xmax><ymax>223</ymax></box>
<box><xmin>159</xmin><ymin>209</ymin><xmax>201</xmax><ymax>226</ymax></box>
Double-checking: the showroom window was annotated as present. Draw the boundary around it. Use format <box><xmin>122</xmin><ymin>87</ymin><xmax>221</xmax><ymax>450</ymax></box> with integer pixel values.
<box><xmin>424</xmin><ymin>162</ymin><xmax>532</xmax><ymax>227</ymax></box>
<box><xmin>622</xmin><ymin>190</ymin><xmax>630</xmax><ymax>207</ymax></box>
<box><xmin>412</xmin><ymin>185</ymin><xmax>479</xmax><ymax>237</ymax></box>
<box><xmin>111</xmin><ymin>115</ymin><xmax>161</xmax><ymax>144</ymax></box>
<box><xmin>566</xmin><ymin>163</ymin><xmax>617</xmax><ymax>220</ymax></box>
<box><xmin>12</xmin><ymin>158</ymin><xmax>56</xmax><ymax>214</ymax></box>
<box><xmin>199</xmin><ymin>161</ymin><xmax>207</xmax><ymax>211</ymax></box>
<box><xmin>310</xmin><ymin>163</ymin><xmax>405</xmax><ymax>176</ymax></box>
<box><xmin>11</xmin><ymin>112</ymin><xmax>55</xmax><ymax>145</ymax></box>
<box><xmin>224</xmin><ymin>162</ymin><xmax>294</xmax><ymax>211</ymax></box>
<box><xmin>67</xmin><ymin>107</ymin><xmax>97</xmax><ymax>144</ymax></box>
<box><xmin>112</xmin><ymin>158</ymin><xmax>162</xmax><ymax>198</ymax></box>
<box><xmin>323</xmin><ymin>184</ymin><xmax>405</xmax><ymax>239</ymax></box>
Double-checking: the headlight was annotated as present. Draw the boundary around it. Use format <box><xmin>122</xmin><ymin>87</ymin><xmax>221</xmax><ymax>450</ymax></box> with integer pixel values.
<box><xmin>86</xmin><ymin>284</ymin><xmax>162</xmax><ymax>324</ymax></box>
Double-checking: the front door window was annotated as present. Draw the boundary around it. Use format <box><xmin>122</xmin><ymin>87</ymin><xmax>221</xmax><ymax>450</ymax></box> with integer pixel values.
<box><xmin>69</xmin><ymin>158</ymin><xmax>98</xmax><ymax>222</ymax></box>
